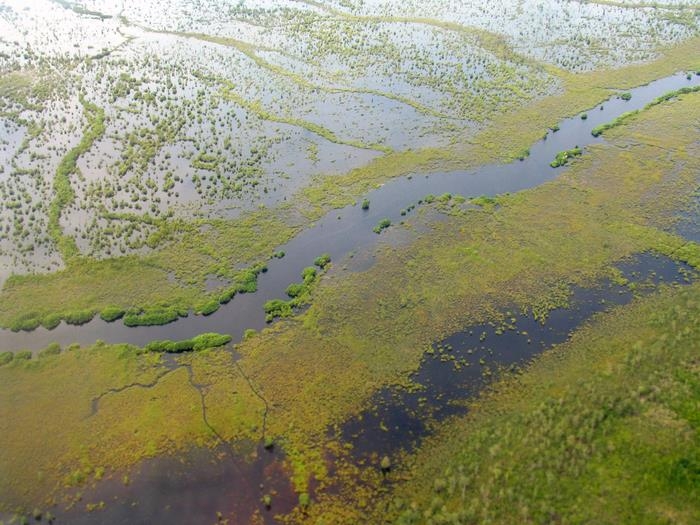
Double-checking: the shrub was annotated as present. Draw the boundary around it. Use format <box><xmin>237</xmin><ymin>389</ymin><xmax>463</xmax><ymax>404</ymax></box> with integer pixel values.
<box><xmin>100</xmin><ymin>306</ymin><xmax>125</xmax><ymax>322</ymax></box>
<box><xmin>314</xmin><ymin>253</ymin><xmax>331</xmax><ymax>269</ymax></box>
<box><xmin>191</xmin><ymin>332</ymin><xmax>232</xmax><ymax>350</ymax></box>
<box><xmin>286</xmin><ymin>282</ymin><xmax>306</xmax><ymax>298</ymax></box>
<box><xmin>471</xmin><ymin>195</ymin><xmax>497</xmax><ymax>207</ymax></box>
<box><xmin>243</xmin><ymin>328</ymin><xmax>257</xmax><ymax>340</ymax></box>
<box><xmin>361</xmin><ymin>198</ymin><xmax>370</xmax><ymax>210</ymax></box>
<box><xmin>9</xmin><ymin>313</ymin><xmax>41</xmax><ymax>332</ymax></box>
<box><xmin>38</xmin><ymin>343</ymin><xmax>61</xmax><ymax>358</ymax></box>
<box><xmin>373</xmin><ymin>218</ymin><xmax>391</xmax><ymax>234</ymax></box>
<box><xmin>217</xmin><ymin>287</ymin><xmax>237</xmax><ymax>304</ymax></box>
<box><xmin>0</xmin><ymin>351</ymin><xmax>13</xmax><ymax>366</ymax></box>
<box><xmin>620</xmin><ymin>92</ymin><xmax>632</xmax><ymax>101</ymax></box>
<box><xmin>41</xmin><ymin>313</ymin><xmax>63</xmax><ymax>330</ymax></box>
<box><xmin>144</xmin><ymin>333</ymin><xmax>231</xmax><ymax>353</ymax></box>
<box><xmin>15</xmin><ymin>351</ymin><xmax>32</xmax><ymax>361</ymax></box>
<box><xmin>123</xmin><ymin>306</ymin><xmax>182</xmax><ymax>327</ymax></box>
<box><xmin>550</xmin><ymin>147</ymin><xmax>582</xmax><ymax>168</ymax></box>
<box><xmin>298</xmin><ymin>493</ymin><xmax>311</xmax><ymax>509</ymax></box>
<box><xmin>580</xmin><ymin>113</ymin><xmax>588</xmax><ymax>120</ymax></box>
<box><xmin>195</xmin><ymin>299</ymin><xmax>219</xmax><ymax>316</ymax></box>
<box><xmin>302</xmin><ymin>266</ymin><xmax>317</xmax><ymax>283</ymax></box>
<box><xmin>264</xmin><ymin>299</ymin><xmax>293</xmax><ymax>322</ymax></box>
<box><xmin>64</xmin><ymin>309</ymin><xmax>95</xmax><ymax>326</ymax></box>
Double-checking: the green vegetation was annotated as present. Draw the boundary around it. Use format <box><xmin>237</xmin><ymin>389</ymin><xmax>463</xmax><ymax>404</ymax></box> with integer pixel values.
<box><xmin>0</xmin><ymin>352</ymin><xmax>13</xmax><ymax>366</ymax></box>
<box><xmin>1</xmin><ymin>78</ymin><xmax>700</xmax><ymax>519</ymax></box>
<box><xmin>313</xmin><ymin>253</ymin><xmax>331</xmax><ymax>269</ymax></box>
<box><xmin>380</xmin><ymin>282</ymin><xmax>700</xmax><ymax>524</ymax></box>
<box><xmin>550</xmin><ymin>146</ymin><xmax>582</xmax><ymax>168</ymax></box>
<box><xmin>620</xmin><ymin>91</ymin><xmax>632</xmax><ymax>100</ymax></box>
<box><xmin>123</xmin><ymin>305</ymin><xmax>187</xmax><ymax>327</ymax></box>
<box><xmin>373</xmin><ymin>218</ymin><xmax>392</xmax><ymax>234</ymax></box>
<box><xmin>99</xmin><ymin>306</ymin><xmax>126</xmax><ymax>322</ymax></box>
<box><xmin>592</xmin><ymin>85</ymin><xmax>700</xmax><ymax>137</ymax></box>
<box><xmin>143</xmin><ymin>333</ymin><xmax>232</xmax><ymax>353</ymax></box>
<box><xmin>47</xmin><ymin>96</ymin><xmax>105</xmax><ymax>262</ymax></box>
<box><xmin>194</xmin><ymin>299</ymin><xmax>220</xmax><ymax>316</ymax></box>
<box><xmin>38</xmin><ymin>343</ymin><xmax>61</xmax><ymax>359</ymax></box>
<box><xmin>361</xmin><ymin>199</ymin><xmax>370</xmax><ymax>210</ymax></box>
<box><xmin>63</xmin><ymin>309</ymin><xmax>95</xmax><ymax>326</ymax></box>
<box><xmin>264</xmin><ymin>264</ymin><xmax>323</xmax><ymax>322</ymax></box>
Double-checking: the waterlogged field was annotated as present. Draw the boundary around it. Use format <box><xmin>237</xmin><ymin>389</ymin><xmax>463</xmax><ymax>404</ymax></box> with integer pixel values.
<box><xmin>1</xmin><ymin>0</ymin><xmax>700</xmax><ymax>523</ymax></box>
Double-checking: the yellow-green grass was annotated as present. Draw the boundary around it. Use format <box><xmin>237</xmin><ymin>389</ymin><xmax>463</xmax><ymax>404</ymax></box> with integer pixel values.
<box><xmin>358</xmin><ymin>280</ymin><xmax>700</xmax><ymax>524</ymax></box>
<box><xmin>0</xmin><ymin>211</ymin><xmax>298</xmax><ymax>329</ymax></box>
<box><xmin>0</xmin><ymin>344</ymin><xmax>263</xmax><ymax>513</ymax></box>
<box><xmin>2</xmin><ymin>36</ymin><xmax>698</xmax><ymax>328</ymax></box>
<box><xmin>1</xmin><ymin>89</ymin><xmax>700</xmax><ymax>513</ymax></box>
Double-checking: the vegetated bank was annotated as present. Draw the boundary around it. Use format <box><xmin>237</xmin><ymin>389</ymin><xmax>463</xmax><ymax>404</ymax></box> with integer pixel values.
<box><xmin>366</xmin><ymin>280</ymin><xmax>700</xmax><ymax>524</ymax></box>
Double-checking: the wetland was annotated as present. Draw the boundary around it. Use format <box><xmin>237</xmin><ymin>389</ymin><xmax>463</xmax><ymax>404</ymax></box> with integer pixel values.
<box><xmin>1</xmin><ymin>1</ymin><xmax>700</xmax><ymax>524</ymax></box>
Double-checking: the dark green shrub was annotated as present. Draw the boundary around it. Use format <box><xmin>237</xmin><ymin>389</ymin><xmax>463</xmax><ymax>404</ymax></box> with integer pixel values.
<box><xmin>9</xmin><ymin>313</ymin><xmax>41</xmax><ymax>332</ymax></box>
<box><xmin>286</xmin><ymin>282</ymin><xmax>305</xmax><ymax>298</ymax></box>
<box><xmin>218</xmin><ymin>287</ymin><xmax>237</xmax><ymax>304</ymax></box>
<box><xmin>38</xmin><ymin>343</ymin><xmax>61</xmax><ymax>358</ymax></box>
<box><xmin>361</xmin><ymin>198</ymin><xmax>370</xmax><ymax>210</ymax></box>
<box><xmin>550</xmin><ymin>147</ymin><xmax>582</xmax><ymax>168</ymax></box>
<box><xmin>373</xmin><ymin>218</ymin><xmax>391</xmax><ymax>234</ymax></box>
<box><xmin>314</xmin><ymin>253</ymin><xmax>331</xmax><ymax>269</ymax></box>
<box><xmin>0</xmin><ymin>351</ymin><xmax>13</xmax><ymax>366</ymax></box>
<box><xmin>195</xmin><ymin>299</ymin><xmax>219</xmax><ymax>316</ymax></box>
<box><xmin>191</xmin><ymin>332</ymin><xmax>231</xmax><ymax>350</ymax></box>
<box><xmin>264</xmin><ymin>299</ymin><xmax>292</xmax><ymax>322</ymax></box>
<box><xmin>580</xmin><ymin>113</ymin><xmax>588</xmax><ymax>120</ymax></box>
<box><xmin>123</xmin><ymin>306</ymin><xmax>182</xmax><ymax>327</ymax></box>
<box><xmin>302</xmin><ymin>266</ymin><xmax>317</xmax><ymax>283</ymax></box>
<box><xmin>620</xmin><ymin>92</ymin><xmax>632</xmax><ymax>101</ymax></box>
<box><xmin>15</xmin><ymin>351</ymin><xmax>32</xmax><ymax>361</ymax></box>
<box><xmin>100</xmin><ymin>306</ymin><xmax>125</xmax><ymax>322</ymax></box>
<box><xmin>41</xmin><ymin>313</ymin><xmax>62</xmax><ymax>330</ymax></box>
<box><xmin>64</xmin><ymin>309</ymin><xmax>95</xmax><ymax>326</ymax></box>
<box><xmin>144</xmin><ymin>333</ymin><xmax>231</xmax><ymax>353</ymax></box>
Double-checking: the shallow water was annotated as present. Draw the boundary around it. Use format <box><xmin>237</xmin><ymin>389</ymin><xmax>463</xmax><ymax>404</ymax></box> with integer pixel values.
<box><xmin>338</xmin><ymin>252</ymin><xmax>695</xmax><ymax>461</ymax></box>
<box><xmin>2</xmin><ymin>71</ymin><xmax>698</xmax><ymax>352</ymax></box>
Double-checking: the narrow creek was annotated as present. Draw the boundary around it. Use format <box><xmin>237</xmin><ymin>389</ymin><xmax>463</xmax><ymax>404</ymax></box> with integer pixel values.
<box><xmin>2</xmin><ymin>71</ymin><xmax>698</xmax><ymax>352</ymax></box>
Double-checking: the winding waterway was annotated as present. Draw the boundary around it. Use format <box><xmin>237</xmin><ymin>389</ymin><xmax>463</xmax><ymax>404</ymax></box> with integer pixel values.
<box><xmin>3</xmin><ymin>71</ymin><xmax>698</xmax><ymax>353</ymax></box>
